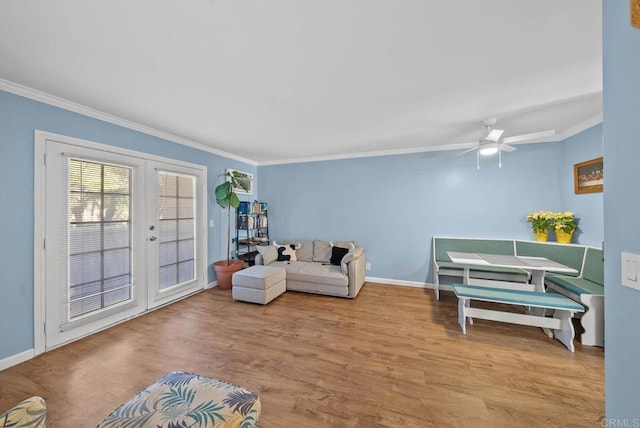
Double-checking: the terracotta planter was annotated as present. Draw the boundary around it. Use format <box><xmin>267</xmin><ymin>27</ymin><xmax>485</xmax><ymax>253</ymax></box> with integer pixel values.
<box><xmin>555</xmin><ymin>229</ymin><xmax>574</xmax><ymax>244</ymax></box>
<box><xmin>533</xmin><ymin>230</ymin><xmax>549</xmax><ymax>242</ymax></box>
<box><xmin>213</xmin><ymin>259</ymin><xmax>244</xmax><ymax>290</ymax></box>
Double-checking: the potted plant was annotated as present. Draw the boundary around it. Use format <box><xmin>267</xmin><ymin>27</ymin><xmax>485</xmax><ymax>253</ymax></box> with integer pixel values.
<box><xmin>553</xmin><ymin>211</ymin><xmax>578</xmax><ymax>244</ymax></box>
<box><xmin>526</xmin><ymin>211</ymin><xmax>554</xmax><ymax>242</ymax></box>
<box><xmin>213</xmin><ymin>170</ymin><xmax>248</xmax><ymax>290</ymax></box>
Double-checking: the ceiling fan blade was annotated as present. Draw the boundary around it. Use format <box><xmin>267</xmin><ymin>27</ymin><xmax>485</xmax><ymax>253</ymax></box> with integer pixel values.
<box><xmin>456</xmin><ymin>146</ymin><xmax>479</xmax><ymax>156</ymax></box>
<box><xmin>500</xmin><ymin>144</ymin><xmax>517</xmax><ymax>152</ymax></box>
<box><xmin>484</xmin><ymin>128</ymin><xmax>504</xmax><ymax>142</ymax></box>
<box><xmin>502</xmin><ymin>129</ymin><xmax>555</xmax><ymax>145</ymax></box>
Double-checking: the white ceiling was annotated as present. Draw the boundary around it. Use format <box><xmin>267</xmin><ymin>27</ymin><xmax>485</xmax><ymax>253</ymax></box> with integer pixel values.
<box><xmin>0</xmin><ymin>0</ymin><xmax>602</xmax><ymax>165</ymax></box>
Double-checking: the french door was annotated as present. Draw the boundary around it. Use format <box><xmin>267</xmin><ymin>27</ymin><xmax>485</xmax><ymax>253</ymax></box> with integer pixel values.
<box><xmin>40</xmin><ymin>135</ymin><xmax>206</xmax><ymax>350</ymax></box>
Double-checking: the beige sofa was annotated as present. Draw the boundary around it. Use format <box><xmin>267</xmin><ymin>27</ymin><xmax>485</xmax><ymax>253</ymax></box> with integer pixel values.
<box><xmin>255</xmin><ymin>240</ymin><xmax>366</xmax><ymax>298</ymax></box>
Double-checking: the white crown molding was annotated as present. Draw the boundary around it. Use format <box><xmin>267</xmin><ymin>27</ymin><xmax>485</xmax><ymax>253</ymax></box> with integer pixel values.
<box><xmin>0</xmin><ymin>78</ymin><xmax>258</xmax><ymax>166</ymax></box>
<box><xmin>1</xmin><ymin>78</ymin><xmax>603</xmax><ymax>168</ymax></box>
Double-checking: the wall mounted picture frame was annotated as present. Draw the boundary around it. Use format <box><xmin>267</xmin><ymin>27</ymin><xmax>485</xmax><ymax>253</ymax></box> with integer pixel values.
<box><xmin>573</xmin><ymin>157</ymin><xmax>603</xmax><ymax>194</ymax></box>
<box><xmin>226</xmin><ymin>168</ymin><xmax>253</xmax><ymax>195</ymax></box>
<box><xmin>632</xmin><ymin>0</ymin><xmax>640</xmax><ymax>29</ymax></box>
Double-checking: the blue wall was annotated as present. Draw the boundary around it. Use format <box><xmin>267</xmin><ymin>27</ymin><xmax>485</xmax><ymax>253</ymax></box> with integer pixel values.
<box><xmin>561</xmin><ymin>124</ymin><xmax>604</xmax><ymax>247</ymax></box>
<box><xmin>259</xmin><ymin>138</ymin><xmax>603</xmax><ymax>284</ymax></box>
<box><xmin>603</xmin><ymin>2</ymin><xmax>640</xmax><ymax>420</ymax></box>
<box><xmin>0</xmin><ymin>89</ymin><xmax>255</xmax><ymax>361</ymax></box>
<box><xmin>0</xmin><ymin>85</ymin><xmax>605</xmax><ymax>370</ymax></box>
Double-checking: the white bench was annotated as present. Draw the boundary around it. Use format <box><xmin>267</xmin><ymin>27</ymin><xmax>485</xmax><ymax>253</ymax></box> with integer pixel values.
<box><xmin>452</xmin><ymin>284</ymin><xmax>585</xmax><ymax>352</ymax></box>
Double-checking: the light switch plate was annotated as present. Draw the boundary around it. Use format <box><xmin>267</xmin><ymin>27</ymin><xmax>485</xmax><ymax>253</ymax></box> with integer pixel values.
<box><xmin>621</xmin><ymin>252</ymin><xmax>640</xmax><ymax>291</ymax></box>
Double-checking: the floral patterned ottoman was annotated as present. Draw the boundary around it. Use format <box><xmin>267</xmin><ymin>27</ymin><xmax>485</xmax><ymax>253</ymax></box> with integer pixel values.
<box><xmin>98</xmin><ymin>371</ymin><xmax>260</xmax><ymax>428</ymax></box>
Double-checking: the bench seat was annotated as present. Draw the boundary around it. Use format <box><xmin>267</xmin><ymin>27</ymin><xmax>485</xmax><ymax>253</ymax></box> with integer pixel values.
<box><xmin>452</xmin><ymin>284</ymin><xmax>584</xmax><ymax>351</ymax></box>
<box><xmin>544</xmin><ymin>247</ymin><xmax>604</xmax><ymax>347</ymax></box>
<box><xmin>545</xmin><ymin>274</ymin><xmax>604</xmax><ymax>297</ymax></box>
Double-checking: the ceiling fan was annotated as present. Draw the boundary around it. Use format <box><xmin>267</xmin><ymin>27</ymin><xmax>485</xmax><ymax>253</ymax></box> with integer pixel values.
<box><xmin>458</xmin><ymin>118</ymin><xmax>555</xmax><ymax>169</ymax></box>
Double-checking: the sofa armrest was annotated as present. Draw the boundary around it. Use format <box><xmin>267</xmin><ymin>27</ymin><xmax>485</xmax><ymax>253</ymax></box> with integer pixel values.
<box><xmin>347</xmin><ymin>247</ymin><xmax>366</xmax><ymax>298</ymax></box>
<box><xmin>0</xmin><ymin>396</ymin><xmax>46</xmax><ymax>428</ymax></box>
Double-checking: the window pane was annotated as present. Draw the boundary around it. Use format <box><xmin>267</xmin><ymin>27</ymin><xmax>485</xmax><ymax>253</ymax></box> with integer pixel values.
<box><xmin>103</xmin><ymin>165</ymin><xmax>130</xmax><ymax>194</ymax></box>
<box><xmin>178</xmin><ymin>260</ymin><xmax>194</xmax><ymax>283</ymax></box>
<box><xmin>104</xmin><ymin>222</ymin><xmax>129</xmax><ymax>250</ymax></box>
<box><xmin>160</xmin><ymin>265</ymin><xmax>178</xmax><ymax>289</ymax></box>
<box><xmin>159</xmin><ymin>219</ymin><xmax>177</xmax><ymax>242</ymax></box>
<box><xmin>69</xmin><ymin>224</ymin><xmax>101</xmax><ymax>254</ymax></box>
<box><xmin>103</xmin><ymin>248</ymin><xmax>130</xmax><ymax>278</ymax></box>
<box><xmin>178</xmin><ymin>197</ymin><xmax>194</xmax><ymax>218</ymax></box>
<box><xmin>103</xmin><ymin>194</ymin><xmax>130</xmax><ymax>221</ymax></box>
<box><xmin>178</xmin><ymin>239</ymin><xmax>194</xmax><ymax>262</ymax></box>
<box><xmin>159</xmin><ymin>196</ymin><xmax>177</xmax><ymax>219</ymax></box>
<box><xmin>159</xmin><ymin>173</ymin><xmax>177</xmax><ymax>197</ymax></box>
<box><xmin>160</xmin><ymin>242</ymin><xmax>178</xmax><ymax>265</ymax></box>
<box><xmin>178</xmin><ymin>219</ymin><xmax>193</xmax><ymax>240</ymax></box>
<box><xmin>177</xmin><ymin>176</ymin><xmax>193</xmax><ymax>196</ymax></box>
<box><xmin>69</xmin><ymin>252</ymin><xmax>101</xmax><ymax>286</ymax></box>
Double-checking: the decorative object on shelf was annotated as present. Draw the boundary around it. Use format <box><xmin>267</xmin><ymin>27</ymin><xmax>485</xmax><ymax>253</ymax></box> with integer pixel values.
<box><xmin>213</xmin><ymin>170</ymin><xmax>248</xmax><ymax>290</ymax></box>
<box><xmin>236</xmin><ymin>201</ymin><xmax>270</xmax><ymax>266</ymax></box>
<box><xmin>632</xmin><ymin>0</ymin><xmax>640</xmax><ymax>28</ymax></box>
<box><xmin>526</xmin><ymin>211</ymin><xmax>554</xmax><ymax>242</ymax></box>
<box><xmin>553</xmin><ymin>211</ymin><xmax>578</xmax><ymax>244</ymax></box>
<box><xmin>573</xmin><ymin>157</ymin><xmax>603</xmax><ymax>194</ymax></box>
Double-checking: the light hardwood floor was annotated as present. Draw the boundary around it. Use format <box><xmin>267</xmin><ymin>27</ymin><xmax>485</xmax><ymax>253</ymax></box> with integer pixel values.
<box><xmin>0</xmin><ymin>283</ymin><xmax>604</xmax><ymax>427</ymax></box>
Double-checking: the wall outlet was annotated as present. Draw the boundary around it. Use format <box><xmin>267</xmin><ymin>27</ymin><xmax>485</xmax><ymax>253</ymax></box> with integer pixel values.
<box><xmin>365</xmin><ymin>262</ymin><xmax>371</xmax><ymax>271</ymax></box>
<box><xmin>209</xmin><ymin>219</ymin><xmax>215</xmax><ymax>228</ymax></box>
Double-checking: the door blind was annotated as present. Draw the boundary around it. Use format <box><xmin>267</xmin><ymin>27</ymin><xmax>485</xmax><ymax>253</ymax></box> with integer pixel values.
<box><xmin>158</xmin><ymin>172</ymin><xmax>196</xmax><ymax>290</ymax></box>
<box><xmin>67</xmin><ymin>158</ymin><xmax>132</xmax><ymax>319</ymax></box>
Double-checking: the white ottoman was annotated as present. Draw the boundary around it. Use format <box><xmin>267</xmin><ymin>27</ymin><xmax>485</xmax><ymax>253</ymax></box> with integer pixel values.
<box><xmin>232</xmin><ymin>265</ymin><xmax>286</xmax><ymax>304</ymax></box>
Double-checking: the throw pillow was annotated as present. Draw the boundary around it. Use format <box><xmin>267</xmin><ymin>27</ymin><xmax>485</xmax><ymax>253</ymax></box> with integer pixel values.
<box><xmin>274</xmin><ymin>242</ymin><xmax>298</xmax><ymax>262</ymax></box>
<box><xmin>256</xmin><ymin>245</ymin><xmax>277</xmax><ymax>265</ymax></box>
<box><xmin>312</xmin><ymin>240</ymin><xmax>332</xmax><ymax>263</ymax></box>
<box><xmin>330</xmin><ymin>246</ymin><xmax>350</xmax><ymax>266</ymax></box>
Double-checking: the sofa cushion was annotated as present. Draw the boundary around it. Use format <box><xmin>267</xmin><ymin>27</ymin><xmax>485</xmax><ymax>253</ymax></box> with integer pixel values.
<box><xmin>270</xmin><ymin>260</ymin><xmax>348</xmax><ymax>287</ymax></box>
<box><xmin>330</xmin><ymin>246</ymin><xmax>350</xmax><ymax>266</ymax></box>
<box><xmin>313</xmin><ymin>240</ymin><xmax>332</xmax><ymax>263</ymax></box>
<box><xmin>284</xmin><ymin>240</ymin><xmax>313</xmax><ymax>261</ymax></box>
<box><xmin>256</xmin><ymin>245</ymin><xmax>278</xmax><ymax>265</ymax></box>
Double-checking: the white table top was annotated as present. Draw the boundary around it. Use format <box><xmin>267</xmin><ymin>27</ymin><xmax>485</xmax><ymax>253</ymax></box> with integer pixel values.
<box><xmin>447</xmin><ymin>251</ymin><xmax>578</xmax><ymax>274</ymax></box>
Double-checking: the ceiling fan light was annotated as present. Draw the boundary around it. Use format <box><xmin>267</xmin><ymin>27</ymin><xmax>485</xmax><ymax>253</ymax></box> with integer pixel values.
<box><xmin>479</xmin><ymin>144</ymin><xmax>498</xmax><ymax>156</ymax></box>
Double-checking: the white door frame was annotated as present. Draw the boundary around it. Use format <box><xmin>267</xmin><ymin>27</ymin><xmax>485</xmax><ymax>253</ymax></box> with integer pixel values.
<box><xmin>33</xmin><ymin>131</ymin><xmax>207</xmax><ymax>355</ymax></box>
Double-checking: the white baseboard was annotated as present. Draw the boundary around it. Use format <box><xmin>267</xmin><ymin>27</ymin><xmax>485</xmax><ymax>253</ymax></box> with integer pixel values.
<box><xmin>0</xmin><ymin>349</ymin><xmax>34</xmax><ymax>371</ymax></box>
<box><xmin>365</xmin><ymin>277</ymin><xmax>454</xmax><ymax>293</ymax></box>
<box><xmin>206</xmin><ymin>281</ymin><xmax>218</xmax><ymax>290</ymax></box>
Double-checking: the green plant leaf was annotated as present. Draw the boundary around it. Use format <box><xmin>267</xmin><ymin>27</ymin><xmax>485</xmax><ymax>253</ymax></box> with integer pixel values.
<box><xmin>230</xmin><ymin>192</ymin><xmax>240</xmax><ymax>209</ymax></box>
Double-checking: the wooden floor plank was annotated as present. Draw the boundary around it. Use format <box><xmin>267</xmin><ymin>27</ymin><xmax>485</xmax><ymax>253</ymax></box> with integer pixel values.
<box><xmin>0</xmin><ymin>283</ymin><xmax>604</xmax><ymax>427</ymax></box>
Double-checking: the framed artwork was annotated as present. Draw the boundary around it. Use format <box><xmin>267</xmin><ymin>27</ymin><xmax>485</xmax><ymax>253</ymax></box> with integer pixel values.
<box><xmin>573</xmin><ymin>157</ymin><xmax>603</xmax><ymax>194</ymax></box>
<box><xmin>633</xmin><ymin>0</ymin><xmax>640</xmax><ymax>29</ymax></box>
<box><xmin>226</xmin><ymin>168</ymin><xmax>253</xmax><ymax>194</ymax></box>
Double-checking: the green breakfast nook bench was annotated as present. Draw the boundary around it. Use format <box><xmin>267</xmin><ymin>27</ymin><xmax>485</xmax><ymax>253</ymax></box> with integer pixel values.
<box><xmin>544</xmin><ymin>247</ymin><xmax>604</xmax><ymax>346</ymax></box>
<box><xmin>452</xmin><ymin>284</ymin><xmax>585</xmax><ymax>352</ymax></box>
<box><xmin>433</xmin><ymin>237</ymin><xmax>604</xmax><ymax>347</ymax></box>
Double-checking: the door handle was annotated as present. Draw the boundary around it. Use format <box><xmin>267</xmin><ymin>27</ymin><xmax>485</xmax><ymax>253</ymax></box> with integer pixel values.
<box><xmin>149</xmin><ymin>236</ymin><xmax>157</xmax><ymax>241</ymax></box>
